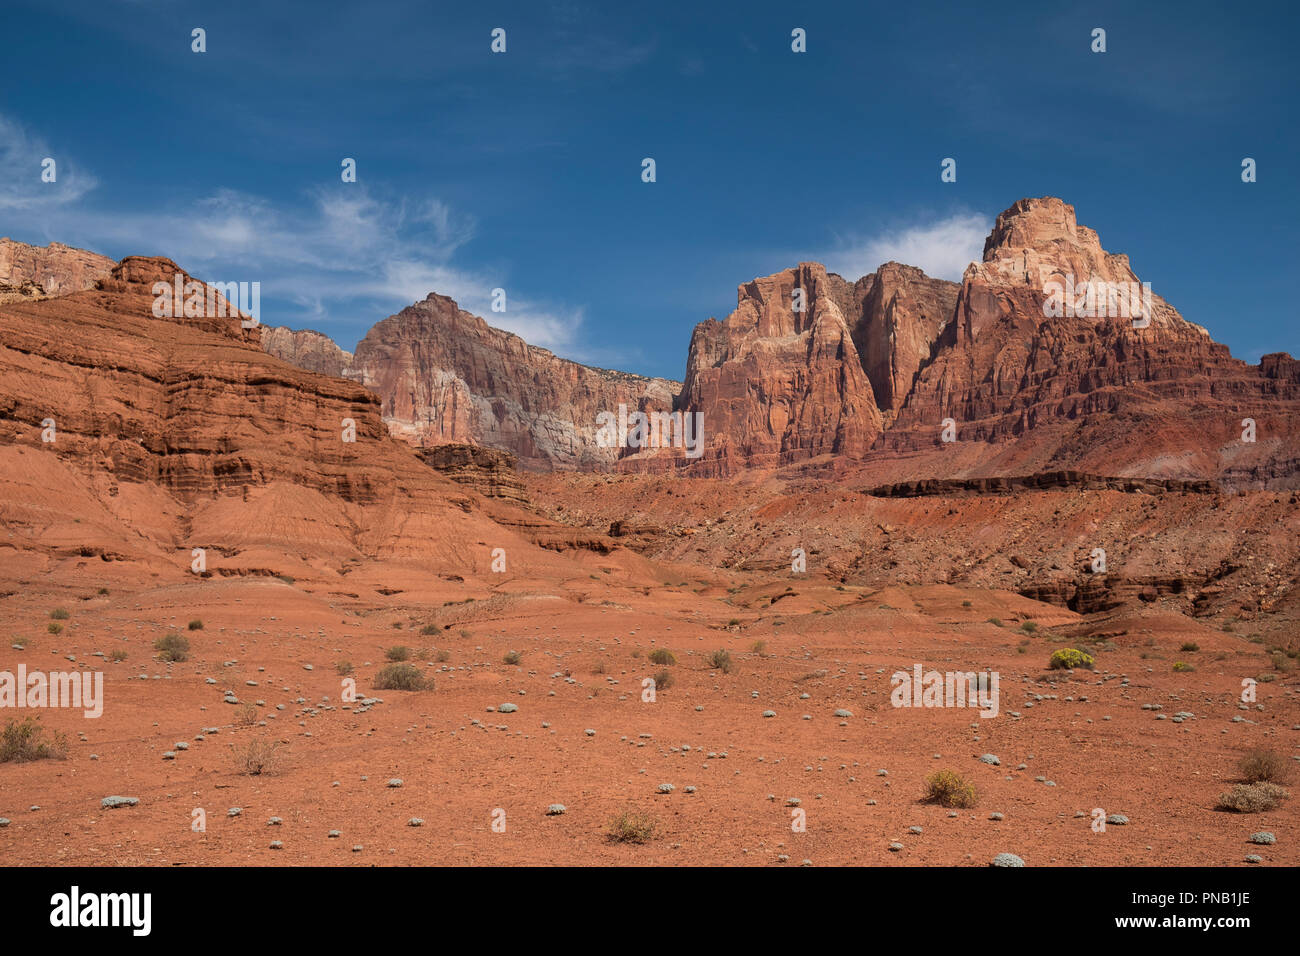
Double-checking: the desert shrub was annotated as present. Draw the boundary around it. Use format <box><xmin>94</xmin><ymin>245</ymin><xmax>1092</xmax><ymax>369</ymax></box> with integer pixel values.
<box><xmin>336</xmin><ymin>661</ymin><xmax>354</xmax><ymax>676</ymax></box>
<box><xmin>1172</xmin><ymin>661</ymin><xmax>1195</xmax><ymax>672</ymax></box>
<box><xmin>1019</xmin><ymin>621</ymin><xmax>1039</xmax><ymax>634</ymax></box>
<box><xmin>631</xmin><ymin>649</ymin><xmax>642</xmax><ymax>658</ymax></box>
<box><xmin>987</xmin><ymin>618</ymin><xmax>1003</xmax><ymax>628</ymax></box>
<box><xmin>49</xmin><ymin>608</ymin><xmax>70</xmax><ymax>620</ymax></box>
<box><xmin>373</xmin><ymin>663</ymin><xmax>433</xmax><ymax>691</ymax></box>
<box><xmin>420</xmin><ymin>624</ymin><xmax>438</xmax><ymax>636</ymax></box>
<box><xmin>458</xmin><ymin>629</ymin><xmax>471</xmax><ymax>640</ymax></box>
<box><xmin>1239</xmin><ymin>749</ymin><xmax>1291</xmax><ymax>784</ymax></box>
<box><xmin>47</xmin><ymin>623</ymin><xmax>62</xmax><ymax>635</ymax></box>
<box><xmin>187</xmin><ymin>619</ymin><xmax>204</xmax><ymax>631</ymax></box>
<box><xmin>234</xmin><ymin>703</ymin><xmax>259</xmax><ymax>727</ymax></box>
<box><xmin>592</xmin><ymin>660</ymin><xmax>606</xmax><ymax>675</ymax></box>
<box><xmin>0</xmin><ymin>718</ymin><xmax>68</xmax><ymax>763</ymax></box>
<box><xmin>110</xmin><ymin>648</ymin><xmax>128</xmax><ymax>662</ymax></box>
<box><xmin>606</xmin><ymin>811</ymin><xmax>656</xmax><ymax>844</ymax></box>
<box><xmin>435</xmin><ymin>649</ymin><xmax>451</xmax><ymax>663</ymax></box>
<box><xmin>233</xmin><ymin>739</ymin><xmax>283</xmax><ymax>776</ymax></box>
<box><xmin>750</xmin><ymin>640</ymin><xmax>767</xmax><ymax>655</ymax></box>
<box><xmin>97</xmin><ymin>587</ymin><xmax>110</xmax><ymax>596</ymax></box>
<box><xmin>1048</xmin><ymin>648</ymin><xmax>1094</xmax><ymax>670</ymax></box>
<box><xmin>503</xmin><ymin>650</ymin><xmax>522</xmax><ymax>665</ymax></box>
<box><xmin>923</xmin><ymin>770</ymin><xmax>977</xmax><ymax>808</ymax></box>
<box><xmin>1217</xmin><ymin>782</ymin><xmax>1289</xmax><ymax>813</ymax></box>
<box><xmin>727</xmin><ymin>619</ymin><xmax>741</xmax><ymax>627</ymax></box>
<box><xmin>1179</xmin><ymin>641</ymin><xmax>1199</xmax><ymax>652</ymax></box>
<box><xmin>961</xmin><ymin>600</ymin><xmax>973</xmax><ymax>608</ymax></box>
<box><xmin>154</xmin><ymin>632</ymin><xmax>190</xmax><ymax>662</ymax></box>
<box><xmin>652</xmin><ymin>669</ymin><xmax>674</xmax><ymax>691</ymax></box>
<box><xmin>385</xmin><ymin>645</ymin><xmax>412</xmax><ymax>662</ymax></box>
<box><xmin>707</xmin><ymin>649</ymin><xmax>733</xmax><ymax>674</ymax></box>
<box><xmin>648</xmin><ymin>648</ymin><xmax>676</xmax><ymax>666</ymax></box>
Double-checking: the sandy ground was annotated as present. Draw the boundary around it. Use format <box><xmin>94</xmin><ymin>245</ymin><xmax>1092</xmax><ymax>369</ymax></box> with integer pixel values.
<box><xmin>2</xmin><ymin>568</ymin><xmax>1295</xmax><ymax>867</ymax></box>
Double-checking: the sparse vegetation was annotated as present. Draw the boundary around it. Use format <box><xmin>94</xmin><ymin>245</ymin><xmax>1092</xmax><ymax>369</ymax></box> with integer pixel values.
<box><xmin>503</xmin><ymin>650</ymin><xmax>522</xmax><ymax>665</ymax></box>
<box><xmin>1239</xmin><ymin>749</ymin><xmax>1291</xmax><ymax>785</ymax></box>
<box><xmin>1179</xmin><ymin>641</ymin><xmax>1199</xmax><ymax>652</ymax></box>
<box><xmin>154</xmin><ymin>632</ymin><xmax>190</xmax><ymax>662</ymax></box>
<box><xmin>923</xmin><ymin>769</ymin><xmax>977</xmax><ymax>808</ymax></box>
<box><xmin>1048</xmin><ymin>648</ymin><xmax>1094</xmax><ymax>670</ymax></box>
<box><xmin>336</xmin><ymin>661</ymin><xmax>354</xmax><ymax>676</ymax></box>
<box><xmin>707</xmin><ymin>649</ymin><xmax>733</xmax><ymax>673</ymax></box>
<box><xmin>435</xmin><ymin>649</ymin><xmax>451</xmax><ymax>663</ymax></box>
<box><xmin>47</xmin><ymin>623</ymin><xmax>62</xmax><ymax>635</ymax></box>
<box><xmin>652</xmin><ymin>669</ymin><xmax>674</xmax><ymax>691</ymax></box>
<box><xmin>749</xmin><ymin>640</ymin><xmax>767</xmax><ymax>656</ymax></box>
<box><xmin>187</xmin><ymin>619</ymin><xmax>203</xmax><ymax>631</ymax></box>
<box><xmin>987</xmin><ymin>618</ymin><xmax>1003</xmax><ymax>628</ymax></box>
<box><xmin>49</xmin><ymin>608</ymin><xmax>70</xmax><ymax>620</ymax></box>
<box><xmin>606</xmin><ymin>811</ymin><xmax>656</xmax><ymax>844</ymax></box>
<box><xmin>385</xmin><ymin>645</ymin><xmax>412</xmax><ymax>662</ymax></box>
<box><xmin>727</xmin><ymin>619</ymin><xmax>740</xmax><ymax>627</ymax></box>
<box><xmin>373</xmin><ymin>663</ymin><xmax>433</xmax><ymax>691</ymax></box>
<box><xmin>110</xmin><ymin>648</ymin><xmax>128</xmax><ymax>662</ymax></box>
<box><xmin>1172</xmin><ymin>660</ymin><xmax>1195</xmax><ymax>672</ymax></box>
<box><xmin>233</xmin><ymin>739</ymin><xmax>283</xmax><ymax>776</ymax></box>
<box><xmin>648</xmin><ymin>648</ymin><xmax>676</xmax><ymax>666</ymax></box>
<box><xmin>1217</xmin><ymin>782</ymin><xmax>1289</xmax><ymax>813</ymax></box>
<box><xmin>0</xmin><ymin>718</ymin><xmax>68</xmax><ymax>763</ymax></box>
<box><xmin>234</xmin><ymin>703</ymin><xmax>259</xmax><ymax>727</ymax></box>
<box><xmin>1019</xmin><ymin>621</ymin><xmax>1039</xmax><ymax>634</ymax></box>
<box><xmin>421</xmin><ymin>624</ymin><xmax>438</xmax><ymax>636</ymax></box>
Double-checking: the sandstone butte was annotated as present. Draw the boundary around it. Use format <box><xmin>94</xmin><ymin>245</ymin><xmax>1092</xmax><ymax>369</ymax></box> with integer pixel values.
<box><xmin>256</xmin><ymin>197</ymin><xmax>1300</xmax><ymax>488</ymax></box>
<box><xmin>0</xmin><ymin>237</ymin><xmax>115</xmax><ymax>302</ymax></box>
<box><xmin>0</xmin><ymin>255</ymin><xmax>605</xmax><ymax>577</ymax></box>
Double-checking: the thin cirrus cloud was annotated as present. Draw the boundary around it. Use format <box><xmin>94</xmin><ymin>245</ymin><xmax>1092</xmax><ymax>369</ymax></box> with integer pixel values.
<box><xmin>0</xmin><ymin>114</ymin><xmax>98</xmax><ymax>210</ymax></box>
<box><xmin>0</xmin><ymin>114</ymin><xmax>584</xmax><ymax>354</ymax></box>
<box><xmin>823</xmin><ymin>212</ymin><xmax>990</xmax><ymax>282</ymax></box>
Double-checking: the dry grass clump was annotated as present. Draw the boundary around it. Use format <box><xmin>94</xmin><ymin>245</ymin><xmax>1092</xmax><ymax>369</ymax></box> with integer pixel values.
<box><xmin>606</xmin><ymin>811</ymin><xmax>656</xmax><ymax>844</ymax></box>
<box><xmin>0</xmin><ymin>718</ymin><xmax>68</xmax><ymax>763</ymax></box>
<box><xmin>923</xmin><ymin>769</ymin><xmax>978</xmax><ymax>808</ymax></box>
<box><xmin>1216</xmin><ymin>782</ymin><xmax>1289</xmax><ymax>813</ymax></box>
<box><xmin>233</xmin><ymin>739</ymin><xmax>284</xmax><ymax>776</ymax></box>
<box><xmin>373</xmin><ymin>663</ymin><xmax>434</xmax><ymax>691</ymax></box>
<box><xmin>1238</xmin><ymin>749</ymin><xmax>1291</xmax><ymax>784</ymax></box>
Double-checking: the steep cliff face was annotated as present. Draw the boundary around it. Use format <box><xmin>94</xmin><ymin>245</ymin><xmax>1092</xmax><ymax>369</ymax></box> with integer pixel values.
<box><xmin>876</xmin><ymin>198</ymin><xmax>1300</xmax><ymax>487</ymax></box>
<box><xmin>0</xmin><ymin>256</ymin><xmax>558</xmax><ymax>573</ymax></box>
<box><xmin>348</xmin><ymin>292</ymin><xmax>680</xmax><ymax>471</ymax></box>
<box><xmin>0</xmin><ymin>237</ymin><xmax>115</xmax><ymax>301</ymax></box>
<box><xmin>247</xmin><ymin>196</ymin><xmax>1297</xmax><ymax>487</ymax></box>
<box><xmin>259</xmin><ymin>325</ymin><xmax>354</xmax><ymax>377</ymax></box>
<box><xmin>667</xmin><ymin>262</ymin><xmax>883</xmax><ymax>475</ymax></box>
<box><xmin>834</xmin><ymin>262</ymin><xmax>959</xmax><ymax>423</ymax></box>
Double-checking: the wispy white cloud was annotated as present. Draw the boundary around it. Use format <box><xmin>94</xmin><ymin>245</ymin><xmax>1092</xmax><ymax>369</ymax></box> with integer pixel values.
<box><xmin>0</xmin><ymin>113</ymin><xmax>585</xmax><ymax>354</ymax></box>
<box><xmin>824</xmin><ymin>211</ymin><xmax>989</xmax><ymax>282</ymax></box>
<box><xmin>0</xmin><ymin>114</ymin><xmax>98</xmax><ymax>210</ymax></box>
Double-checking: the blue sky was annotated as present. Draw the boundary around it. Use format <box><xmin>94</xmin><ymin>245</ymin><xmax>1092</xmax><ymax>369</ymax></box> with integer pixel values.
<box><xmin>1</xmin><ymin>0</ymin><xmax>1296</xmax><ymax>378</ymax></box>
